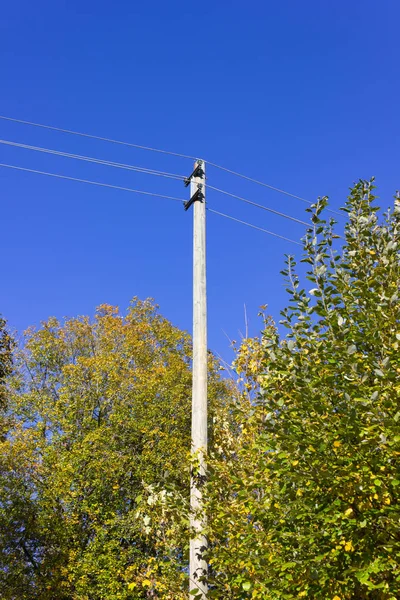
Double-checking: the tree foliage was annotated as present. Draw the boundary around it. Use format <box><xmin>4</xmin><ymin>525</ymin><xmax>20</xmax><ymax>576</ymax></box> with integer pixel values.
<box><xmin>0</xmin><ymin>299</ymin><xmax>227</xmax><ymax>599</ymax></box>
<box><xmin>0</xmin><ymin>315</ymin><xmax>13</xmax><ymax>414</ymax></box>
<box><xmin>205</xmin><ymin>181</ymin><xmax>400</xmax><ymax>599</ymax></box>
<box><xmin>1</xmin><ymin>180</ymin><xmax>399</xmax><ymax>600</ymax></box>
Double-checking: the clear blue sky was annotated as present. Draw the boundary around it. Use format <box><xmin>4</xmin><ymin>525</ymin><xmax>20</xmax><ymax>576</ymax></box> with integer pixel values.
<box><xmin>1</xmin><ymin>0</ymin><xmax>399</xmax><ymax>359</ymax></box>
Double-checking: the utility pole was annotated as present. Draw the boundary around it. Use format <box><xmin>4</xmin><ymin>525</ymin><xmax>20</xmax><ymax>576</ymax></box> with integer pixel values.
<box><xmin>184</xmin><ymin>160</ymin><xmax>208</xmax><ymax>598</ymax></box>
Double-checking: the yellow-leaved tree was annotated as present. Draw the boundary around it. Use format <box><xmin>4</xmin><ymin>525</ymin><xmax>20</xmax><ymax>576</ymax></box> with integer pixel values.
<box><xmin>0</xmin><ymin>299</ymin><xmax>228</xmax><ymax>599</ymax></box>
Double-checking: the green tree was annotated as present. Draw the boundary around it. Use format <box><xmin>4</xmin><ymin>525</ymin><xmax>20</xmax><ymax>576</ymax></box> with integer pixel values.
<box><xmin>1</xmin><ymin>299</ymin><xmax>227</xmax><ymax>599</ymax></box>
<box><xmin>0</xmin><ymin>315</ymin><xmax>13</xmax><ymax>417</ymax></box>
<box><xmin>205</xmin><ymin>181</ymin><xmax>400</xmax><ymax>599</ymax></box>
<box><xmin>0</xmin><ymin>318</ymin><xmax>33</xmax><ymax>596</ymax></box>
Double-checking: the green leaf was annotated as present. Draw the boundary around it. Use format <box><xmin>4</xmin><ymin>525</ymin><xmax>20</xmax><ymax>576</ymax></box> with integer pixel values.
<box><xmin>242</xmin><ymin>582</ymin><xmax>252</xmax><ymax>591</ymax></box>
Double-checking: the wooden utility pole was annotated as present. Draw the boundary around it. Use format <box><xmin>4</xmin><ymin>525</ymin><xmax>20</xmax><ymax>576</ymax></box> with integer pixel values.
<box><xmin>184</xmin><ymin>160</ymin><xmax>208</xmax><ymax>598</ymax></box>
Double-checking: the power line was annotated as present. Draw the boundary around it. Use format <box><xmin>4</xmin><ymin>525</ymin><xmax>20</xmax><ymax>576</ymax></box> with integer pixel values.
<box><xmin>208</xmin><ymin>184</ymin><xmax>309</xmax><ymax>226</ymax></box>
<box><xmin>207</xmin><ymin>160</ymin><xmax>310</xmax><ymax>203</ymax></box>
<box><xmin>0</xmin><ymin>163</ymin><xmax>185</xmax><ymax>203</ymax></box>
<box><xmin>0</xmin><ymin>161</ymin><xmax>303</xmax><ymax>245</ymax></box>
<box><xmin>0</xmin><ymin>114</ymin><xmax>343</xmax><ymax>217</ymax></box>
<box><xmin>207</xmin><ymin>208</ymin><xmax>302</xmax><ymax>246</ymax></box>
<box><xmin>0</xmin><ymin>115</ymin><xmax>198</xmax><ymax>161</ymax></box>
<box><xmin>0</xmin><ymin>139</ymin><xmax>186</xmax><ymax>181</ymax></box>
<box><xmin>207</xmin><ymin>161</ymin><xmax>343</xmax><ymax>218</ymax></box>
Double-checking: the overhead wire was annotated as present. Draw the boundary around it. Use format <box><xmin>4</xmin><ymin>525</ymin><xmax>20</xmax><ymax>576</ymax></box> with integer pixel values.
<box><xmin>0</xmin><ymin>139</ymin><xmax>186</xmax><ymax>181</ymax></box>
<box><xmin>0</xmin><ymin>138</ymin><xmax>320</xmax><ymax>228</ymax></box>
<box><xmin>0</xmin><ymin>163</ymin><xmax>185</xmax><ymax>203</ymax></box>
<box><xmin>0</xmin><ymin>115</ymin><xmax>198</xmax><ymax>160</ymax></box>
<box><xmin>0</xmin><ymin>162</ymin><xmax>303</xmax><ymax>245</ymax></box>
<box><xmin>207</xmin><ymin>184</ymin><xmax>309</xmax><ymax>226</ymax></box>
<box><xmin>207</xmin><ymin>161</ymin><xmax>342</xmax><ymax>218</ymax></box>
<box><xmin>0</xmin><ymin>114</ymin><xmax>342</xmax><ymax>216</ymax></box>
<box><xmin>0</xmin><ymin>115</ymin><xmax>343</xmax><ymax>243</ymax></box>
<box><xmin>207</xmin><ymin>160</ymin><xmax>310</xmax><ymax>203</ymax></box>
<box><xmin>207</xmin><ymin>209</ymin><xmax>302</xmax><ymax>246</ymax></box>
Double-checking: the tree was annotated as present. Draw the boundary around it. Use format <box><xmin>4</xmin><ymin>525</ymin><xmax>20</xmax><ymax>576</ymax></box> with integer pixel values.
<box><xmin>3</xmin><ymin>180</ymin><xmax>399</xmax><ymax>599</ymax></box>
<box><xmin>205</xmin><ymin>181</ymin><xmax>400</xmax><ymax>599</ymax></box>
<box><xmin>0</xmin><ymin>315</ymin><xmax>13</xmax><ymax>418</ymax></box>
<box><xmin>1</xmin><ymin>299</ymin><xmax>227</xmax><ymax>599</ymax></box>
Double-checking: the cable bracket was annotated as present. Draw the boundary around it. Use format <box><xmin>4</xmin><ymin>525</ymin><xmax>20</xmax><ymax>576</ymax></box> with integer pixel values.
<box><xmin>184</xmin><ymin>184</ymin><xmax>204</xmax><ymax>211</ymax></box>
<box><xmin>183</xmin><ymin>161</ymin><xmax>204</xmax><ymax>187</ymax></box>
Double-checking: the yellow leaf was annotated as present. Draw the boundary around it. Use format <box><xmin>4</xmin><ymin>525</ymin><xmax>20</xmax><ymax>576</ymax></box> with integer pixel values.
<box><xmin>292</xmin><ymin>460</ymin><xmax>299</xmax><ymax>466</ymax></box>
<box><xmin>333</xmin><ymin>441</ymin><xmax>341</xmax><ymax>448</ymax></box>
<box><xmin>128</xmin><ymin>582</ymin><xmax>137</xmax><ymax>590</ymax></box>
<box><xmin>142</xmin><ymin>578</ymin><xmax>152</xmax><ymax>587</ymax></box>
<box><xmin>344</xmin><ymin>541</ymin><xmax>354</xmax><ymax>552</ymax></box>
<box><xmin>344</xmin><ymin>508</ymin><xmax>353</xmax><ymax>516</ymax></box>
